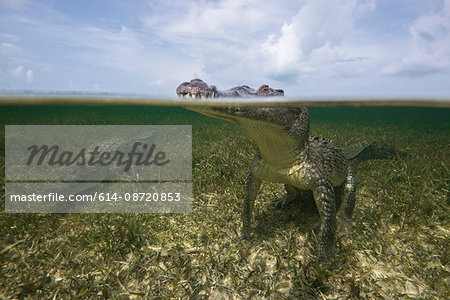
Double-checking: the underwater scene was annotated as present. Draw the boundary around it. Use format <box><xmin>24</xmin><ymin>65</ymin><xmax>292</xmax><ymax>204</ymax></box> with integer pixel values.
<box><xmin>0</xmin><ymin>102</ymin><xmax>448</xmax><ymax>299</ymax></box>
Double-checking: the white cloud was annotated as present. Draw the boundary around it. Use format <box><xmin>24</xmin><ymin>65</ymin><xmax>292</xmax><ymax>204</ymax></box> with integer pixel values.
<box><xmin>381</xmin><ymin>0</ymin><xmax>450</xmax><ymax>77</ymax></box>
<box><xmin>141</xmin><ymin>0</ymin><xmax>305</xmax><ymax>87</ymax></box>
<box><xmin>12</xmin><ymin>65</ymin><xmax>33</xmax><ymax>82</ymax></box>
<box><xmin>13</xmin><ymin>65</ymin><xmax>24</xmax><ymax>77</ymax></box>
<box><xmin>143</xmin><ymin>0</ymin><xmax>296</xmax><ymax>42</ymax></box>
<box><xmin>153</xmin><ymin>0</ymin><xmax>265</xmax><ymax>42</ymax></box>
<box><xmin>1</xmin><ymin>42</ymin><xmax>19</xmax><ymax>49</ymax></box>
<box><xmin>26</xmin><ymin>69</ymin><xmax>33</xmax><ymax>82</ymax></box>
<box><xmin>261</xmin><ymin>0</ymin><xmax>376</xmax><ymax>81</ymax></box>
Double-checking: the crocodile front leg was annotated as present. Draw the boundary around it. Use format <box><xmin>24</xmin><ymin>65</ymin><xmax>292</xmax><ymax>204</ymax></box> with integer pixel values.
<box><xmin>241</xmin><ymin>155</ymin><xmax>262</xmax><ymax>239</ymax></box>
<box><xmin>312</xmin><ymin>177</ymin><xmax>337</xmax><ymax>267</ymax></box>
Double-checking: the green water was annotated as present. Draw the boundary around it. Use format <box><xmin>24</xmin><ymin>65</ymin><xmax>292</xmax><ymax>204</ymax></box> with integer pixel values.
<box><xmin>1</xmin><ymin>104</ymin><xmax>447</xmax><ymax>151</ymax></box>
<box><xmin>0</xmin><ymin>103</ymin><xmax>448</xmax><ymax>298</ymax></box>
<box><xmin>1</xmin><ymin>104</ymin><xmax>448</xmax><ymax>212</ymax></box>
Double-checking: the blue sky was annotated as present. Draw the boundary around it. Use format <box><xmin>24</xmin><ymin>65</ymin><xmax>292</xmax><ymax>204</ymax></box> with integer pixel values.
<box><xmin>1</xmin><ymin>0</ymin><xmax>449</xmax><ymax>97</ymax></box>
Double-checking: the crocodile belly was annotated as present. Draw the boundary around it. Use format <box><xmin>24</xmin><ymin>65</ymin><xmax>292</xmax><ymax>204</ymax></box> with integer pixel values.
<box><xmin>252</xmin><ymin>160</ymin><xmax>313</xmax><ymax>189</ymax></box>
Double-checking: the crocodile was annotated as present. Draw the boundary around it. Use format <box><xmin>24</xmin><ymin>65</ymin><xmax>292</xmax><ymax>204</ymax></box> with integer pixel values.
<box><xmin>177</xmin><ymin>79</ymin><xmax>399</xmax><ymax>267</ymax></box>
<box><xmin>177</xmin><ymin>78</ymin><xmax>284</xmax><ymax>98</ymax></box>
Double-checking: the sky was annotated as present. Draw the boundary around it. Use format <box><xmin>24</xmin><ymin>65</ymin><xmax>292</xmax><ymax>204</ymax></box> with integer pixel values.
<box><xmin>1</xmin><ymin>0</ymin><xmax>450</xmax><ymax>98</ymax></box>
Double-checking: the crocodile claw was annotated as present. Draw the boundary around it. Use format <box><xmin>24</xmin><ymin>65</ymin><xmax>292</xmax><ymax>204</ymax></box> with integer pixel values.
<box><xmin>271</xmin><ymin>194</ymin><xmax>295</xmax><ymax>209</ymax></box>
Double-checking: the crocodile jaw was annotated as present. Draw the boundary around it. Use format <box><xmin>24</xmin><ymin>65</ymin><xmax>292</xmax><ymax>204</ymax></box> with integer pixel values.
<box><xmin>186</xmin><ymin>106</ymin><xmax>301</xmax><ymax>127</ymax></box>
<box><xmin>186</xmin><ymin>106</ymin><xmax>303</xmax><ymax>168</ymax></box>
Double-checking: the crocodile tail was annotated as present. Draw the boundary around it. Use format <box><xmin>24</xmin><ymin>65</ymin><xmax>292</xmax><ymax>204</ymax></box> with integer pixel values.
<box><xmin>343</xmin><ymin>142</ymin><xmax>407</xmax><ymax>166</ymax></box>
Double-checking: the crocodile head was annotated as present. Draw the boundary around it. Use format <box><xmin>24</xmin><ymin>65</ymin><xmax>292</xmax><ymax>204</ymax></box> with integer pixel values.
<box><xmin>176</xmin><ymin>78</ymin><xmax>284</xmax><ymax>98</ymax></box>
<box><xmin>255</xmin><ymin>84</ymin><xmax>284</xmax><ymax>97</ymax></box>
<box><xmin>177</xmin><ymin>79</ymin><xmax>295</xmax><ymax>126</ymax></box>
<box><xmin>178</xmin><ymin>79</ymin><xmax>309</xmax><ymax>167</ymax></box>
<box><xmin>176</xmin><ymin>79</ymin><xmax>218</xmax><ymax>98</ymax></box>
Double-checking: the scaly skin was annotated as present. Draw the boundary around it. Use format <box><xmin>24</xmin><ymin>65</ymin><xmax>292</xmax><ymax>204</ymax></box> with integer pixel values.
<box><xmin>177</xmin><ymin>78</ymin><xmax>285</xmax><ymax>98</ymax></box>
<box><xmin>178</xmin><ymin>79</ymin><xmax>355</xmax><ymax>267</ymax></box>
